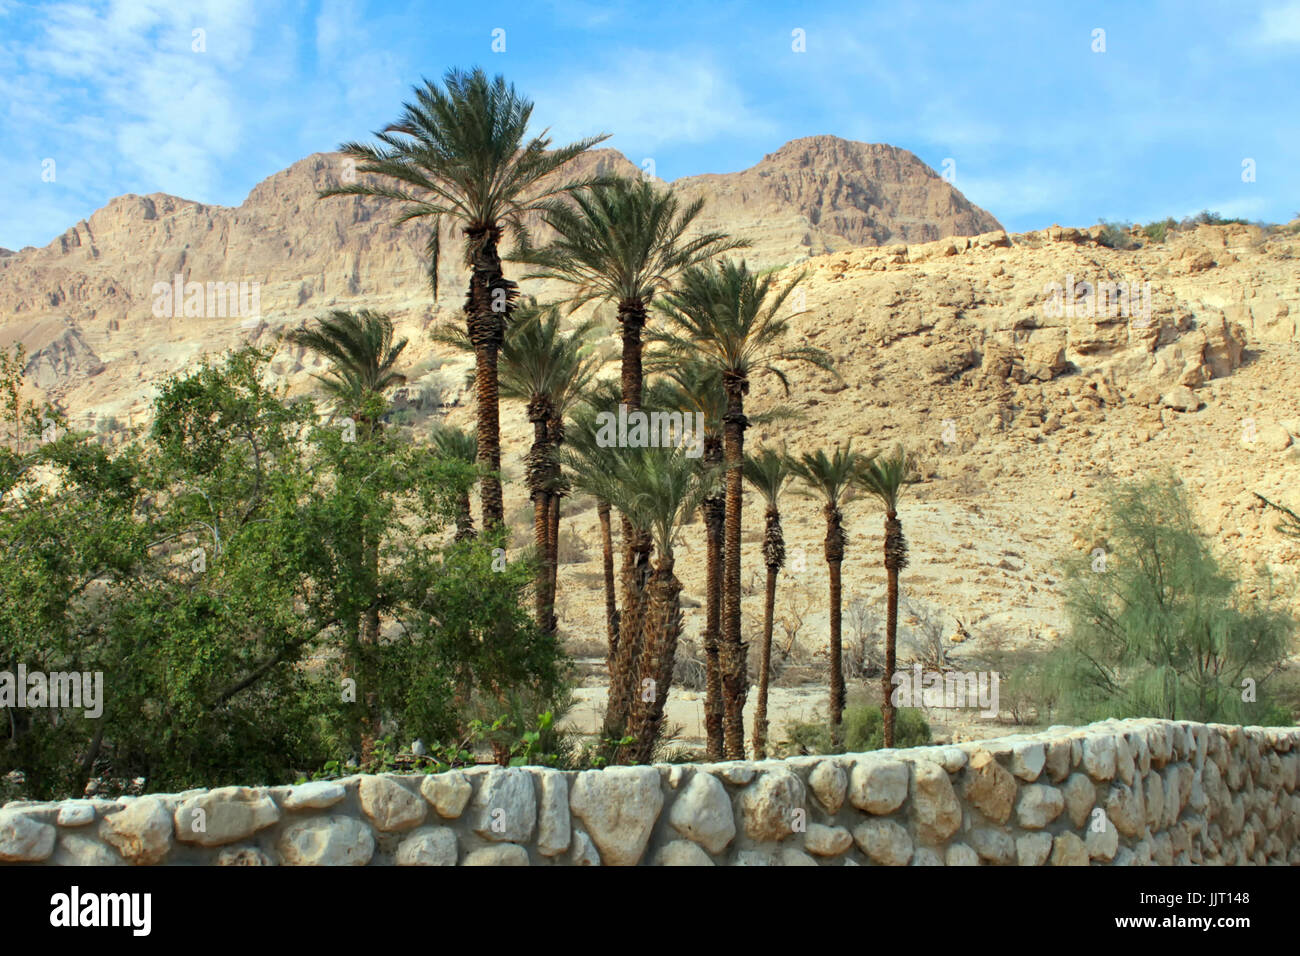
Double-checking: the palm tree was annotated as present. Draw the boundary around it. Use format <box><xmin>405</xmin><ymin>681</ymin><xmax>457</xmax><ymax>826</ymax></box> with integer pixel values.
<box><xmin>856</xmin><ymin>445</ymin><xmax>919</xmax><ymax>748</ymax></box>
<box><xmin>287</xmin><ymin>309</ymin><xmax>408</xmax><ymax>432</ymax></box>
<box><xmin>321</xmin><ymin>68</ymin><xmax>608</xmax><ymax>530</ymax></box>
<box><xmin>517</xmin><ymin>178</ymin><xmax>746</xmax><ymax>695</ymax></box>
<box><xmin>564</xmin><ymin>394</ymin><xmax>622</xmax><ymax>659</ymax></box>
<box><xmin>647</xmin><ymin>362</ymin><xmax>727</xmax><ymax>759</ymax></box>
<box><xmin>654</xmin><ymin>261</ymin><xmax>833</xmax><ymax>759</ymax></box>
<box><xmin>790</xmin><ymin>441</ymin><xmax>869</xmax><ymax>749</ymax></box>
<box><xmin>498</xmin><ymin>302</ymin><xmax>603</xmax><ymax>633</ymax></box>
<box><xmin>286</xmin><ymin>309</ymin><xmax>408</xmax><ymax>762</ymax></box>
<box><xmin>743</xmin><ymin>446</ymin><xmax>794</xmax><ymax>758</ymax></box>
<box><xmin>430</xmin><ymin>424</ymin><xmax>477</xmax><ymax>541</ymax></box>
<box><xmin>516</xmin><ymin>176</ymin><xmax>746</xmax><ymax>413</ymax></box>
<box><xmin>573</xmin><ymin>445</ymin><xmax>708</xmax><ymax>763</ymax></box>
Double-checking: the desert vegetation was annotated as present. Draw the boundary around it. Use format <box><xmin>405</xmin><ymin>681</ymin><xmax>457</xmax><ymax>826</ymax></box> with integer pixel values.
<box><xmin>2</xmin><ymin>68</ymin><xmax>1296</xmax><ymax>803</ymax></box>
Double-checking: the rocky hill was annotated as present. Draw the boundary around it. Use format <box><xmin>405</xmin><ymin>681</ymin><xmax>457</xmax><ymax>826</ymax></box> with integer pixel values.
<box><xmin>2</xmin><ymin>138</ymin><xmax>1298</xmax><ymax>744</ymax></box>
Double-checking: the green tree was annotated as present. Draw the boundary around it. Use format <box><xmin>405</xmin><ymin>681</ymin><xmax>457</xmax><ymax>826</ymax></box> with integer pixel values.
<box><xmin>743</xmin><ymin>446</ymin><xmax>794</xmax><ymax>758</ymax></box>
<box><xmin>790</xmin><ymin>442</ymin><xmax>869</xmax><ymax>748</ymax></box>
<box><xmin>287</xmin><ymin>309</ymin><xmax>409</xmax><ymax>760</ymax></box>
<box><xmin>430</xmin><ymin>423</ymin><xmax>478</xmax><ymax>541</ymax></box>
<box><xmin>654</xmin><ymin>260</ymin><xmax>833</xmax><ymax>759</ymax></box>
<box><xmin>855</xmin><ymin>445</ymin><xmax>920</xmax><ymax>748</ymax></box>
<box><xmin>322</xmin><ymin>67</ymin><xmax>607</xmax><ymax>530</ymax></box>
<box><xmin>1050</xmin><ymin>477</ymin><xmax>1294</xmax><ymax>724</ymax></box>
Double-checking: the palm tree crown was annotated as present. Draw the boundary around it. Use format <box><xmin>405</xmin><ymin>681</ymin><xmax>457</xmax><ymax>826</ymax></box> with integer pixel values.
<box><xmin>286</xmin><ymin>309</ymin><xmax>408</xmax><ymax>413</ymax></box>
<box><xmin>322</xmin><ymin>67</ymin><xmax>609</xmax><ymax>297</ymax></box>
<box><xmin>517</xmin><ymin>177</ymin><xmax>747</xmax><ymax>311</ymax></box>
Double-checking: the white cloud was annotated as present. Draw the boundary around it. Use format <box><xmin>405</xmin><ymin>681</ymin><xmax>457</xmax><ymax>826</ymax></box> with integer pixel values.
<box><xmin>533</xmin><ymin>51</ymin><xmax>778</xmax><ymax>156</ymax></box>
<box><xmin>1253</xmin><ymin>1</ymin><xmax>1300</xmax><ymax>44</ymax></box>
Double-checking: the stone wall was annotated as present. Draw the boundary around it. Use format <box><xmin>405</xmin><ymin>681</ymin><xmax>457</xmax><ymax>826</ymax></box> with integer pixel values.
<box><xmin>2</xmin><ymin>718</ymin><xmax>1297</xmax><ymax>866</ymax></box>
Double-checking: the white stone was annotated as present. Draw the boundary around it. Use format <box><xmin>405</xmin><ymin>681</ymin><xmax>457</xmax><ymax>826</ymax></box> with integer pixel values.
<box><xmin>278</xmin><ymin>815</ymin><xmax>374</xmax><ymax>866</ymax></box>
<box><xmin>911</xmin><ymin>761</ymin><xmax>962</xmax><ymax>843</ymax></box>
<box><xmin>395</xmin><ymin>826</ymin><xmax>458</xmax><ymax>866</ymax></box>
<box><xmin>668</xmin><ymin>772</ymin><xmax>735</xmax><ymax>854</ymax></box>
<box><xmin>0</xmin><ymin>810</ymin><xmax>55</xmax><ymax>862</ymax></box>
<box><xmin>99</xmin><ymin>797</ymin><xmax>173</xmax><ymax>865</ymax></box>
<box><xmin>653</xmin><ymin>840</ymin><xmax>714</xmax><ymax>866</ymax></box>
<box><xmin>52</xmin><ymin>832</ymin><xmax>120</xmax><ymax>866</ymax></box>
<box><xmin>1083</xmin><ymin>734</ymin><xmax>1118</xmax><ymax>781</ymax></box>
<box><xmin>282</xmin><ymin>781</ymin><xmax>346</xmax><ymax>810</ymax></box>
<box><xmin>1016</xmin><ymin>831</ymin><xmax>1052</xmax><ymax>866</ymax></box>
<box><xmin>968</xmin><ymin>827</ymin><xmax>1016</xmax><ymax>864</ymax></box>
<box><xmin>808</xmin><ymin>761</ymin><xmax>847</xmax><ymax>812</ymax></box>
<box><xmin>469</xmin><ymin>768</ymin><xmax>536</xmax><ymax>843</ymax></box>
<box><xmin>853</xmin><ymin>818</ymin><xmax>913</xmax><ymax>866</ymax></box>
<box><xmin>56</xmin><ymin>801</ymin><xmax>96</xmax><ymax>827</ymax></box>
<box><xmin>464</xmin><ymin>844</ymin><xmax>530</xmax><ymax>866</ymax></box>
<box><xmin>175</xmin><ymin>786</ymin><xmax>281</xmax><ymax>845</ymax></box>
<box><xmin>1010</xmin><ymin>742</ymin><xmax>1046</xmax><ymax>781</ymax></box>
<box><xmin>848</xmin><ymin>757</ymin><xmax>909</xmax><ymax>814</ymax></box>
<box><xmin>534</xmin><ymin>769</ymin><xmax>571</xmax><ymax>857</ymax></box>
<box><xmin>421</xmin><ymin>771</ymin><xmax>473</xmax><ymax>819</ymax></box>
<box><xmin>1016</xmin><ymin>784</ymin><xmax>1065</xmax><ymax>829</ymax></box>
<box><xmin>359</xmin><ymin>776</ymin><xmax>427</xmax><ymax>832</ymax></box>
<box><xmin>738</xmin><ymin>771</ymin><xmax>805</xmax><ymax>842</ymax></box>
<box><xmin>803</xmin><ymin>823</ymin><xmax>853</xmax><ymax>857</ymax></box>
<box><xmin>568</xmin><ymin>829</ymin><xmax>600</xmax><ymax>866</ymax></box>
<box><xmin>945</xmin><ymin>843</ymin><xmax>979</xmax><ymax>866</ymax></box>
<box><xmin>569</xmin><ymin>766</ymin><xmax>663</xmax><ymax>866</ymax></box>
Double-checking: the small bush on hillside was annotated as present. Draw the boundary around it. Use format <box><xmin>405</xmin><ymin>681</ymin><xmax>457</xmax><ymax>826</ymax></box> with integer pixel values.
<box><xmin>776</xmin><ymin>704</ymin><xmax>930</xmax><ymax>756</ymax></box>
<box><xmin>1097</xmin><ymin>219</ymin><xmax>1139</xmax><ymax>250</ymax></box>
<box><xmin>1142</xmin><ymin>218</ymin><xmax>1177</xmax><ymax>243</ymax></box>
<box><xmin>1047</xmin><ymin>475</ymin><xmax>1295</xmax><ymax>725</ymax></box>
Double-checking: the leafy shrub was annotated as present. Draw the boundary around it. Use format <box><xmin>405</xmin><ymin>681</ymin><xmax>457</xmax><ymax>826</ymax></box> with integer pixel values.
<box><xmin>1142</xmin><ymin>218</ymin><xmax>1176</xmax><ymax>243</ymax></box>
<box><xmin>777</xmin><ymin>704</ymin><xmax>930</xmax><ymax>755</ymax></box>
<box><xmin>1097</xmin><ymin>219</ymin><xmax>1139</xmax><ymax>250</ymax></box>
<box><xmin>1047</xmin><ymin>476</ymin><xmax>1295</xmax><ymax>725</ymax></box>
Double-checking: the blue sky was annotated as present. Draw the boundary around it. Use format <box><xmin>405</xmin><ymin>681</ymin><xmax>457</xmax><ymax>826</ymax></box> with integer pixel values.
<box><xmin>2</xmin><ymin>0</ymin><xmax>1298</xmax><ymax>251</ymax></box>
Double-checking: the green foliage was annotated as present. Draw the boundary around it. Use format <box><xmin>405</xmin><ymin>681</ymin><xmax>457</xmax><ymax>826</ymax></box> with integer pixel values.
<box><xmin>1048</xmin><ymin>476</ymin><xmax>1295</xmax><ymax>725</ymax></box>
<box><xmin>1097</xmin><ymin>219</ymin><xmax>1139</xmax><ymax>250</ymax></box>
<box><xmin>1142</xmin><ymin>218</ymin><xmax>1176</xmax><ymax>243</ymax></box>
<box><xmin>776</xmin><ymin>705</ymin><xmax>931</xmax><ymax>756</ymax></box>
<box><xmin>1</xmin><ymin>346</ymin><xmax>565</xmax><ymax>799</ymax></box>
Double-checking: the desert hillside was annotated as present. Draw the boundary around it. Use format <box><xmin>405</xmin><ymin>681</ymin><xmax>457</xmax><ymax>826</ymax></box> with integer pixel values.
<box><xmin>2</xmin><ymin>138</ymin><xmax>1298</xmax><ymax>746</ymax></box>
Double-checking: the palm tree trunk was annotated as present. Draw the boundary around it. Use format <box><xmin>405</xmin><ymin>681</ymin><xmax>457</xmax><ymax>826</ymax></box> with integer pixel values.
<box><xmin>624</xmin><ymin>555</ymin><xmax>684</xmax><ymax>764</ymax></box>
<box><xmin>609</xmin><ymin>295</ymin><xmax>652</xmax><ymax>753</ymax></box>
<box><xmin>546</xmin><ymin>490</ymin><xmax>560</xmax><ymax>635</ymax></box>
<box><xmin>702</xmin><ymin>490</ymin><xmax>725</xmax><ymax>761</ymax></box>
<box><xmin>606</xmin><ymin>526</ymin><xmax>652</xmax><ymax>751</ymax></box>
<box><xmin>464</xmin><ymin>224</ymin><xmax>514</xmax><ymax>530</ymax></box>
<box><xmin>720</xmin><ymin>380</ymin><xmax>749</xmax><ymax>760</ymax></box>
<box><xmin>454</xmin><ymin>491</ymin><xmax>475</xmax><ymax>542</ymax></box>
<box><xmin>824</xmin><ymin>504</ymin><xmax>846</xmax><ymax>749</ymax></box>
<box><xmin>597</xmin><ymin>500</ymin><xmax>619</xmax><ymax>653</ymax></box>
<box><xmin>526</xmin><ymin>402</ymin><xmax>554</xmax><ymax>633</ymax></box>
<box><xmin>753</xmin><ymin>503</ymin><xmax>784</xmax><ymax>759</ymax></box>
<box><xmin>882</xmin><ymin>509</ymin><xmax>906</xmax><ymax>748</ymax></box>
